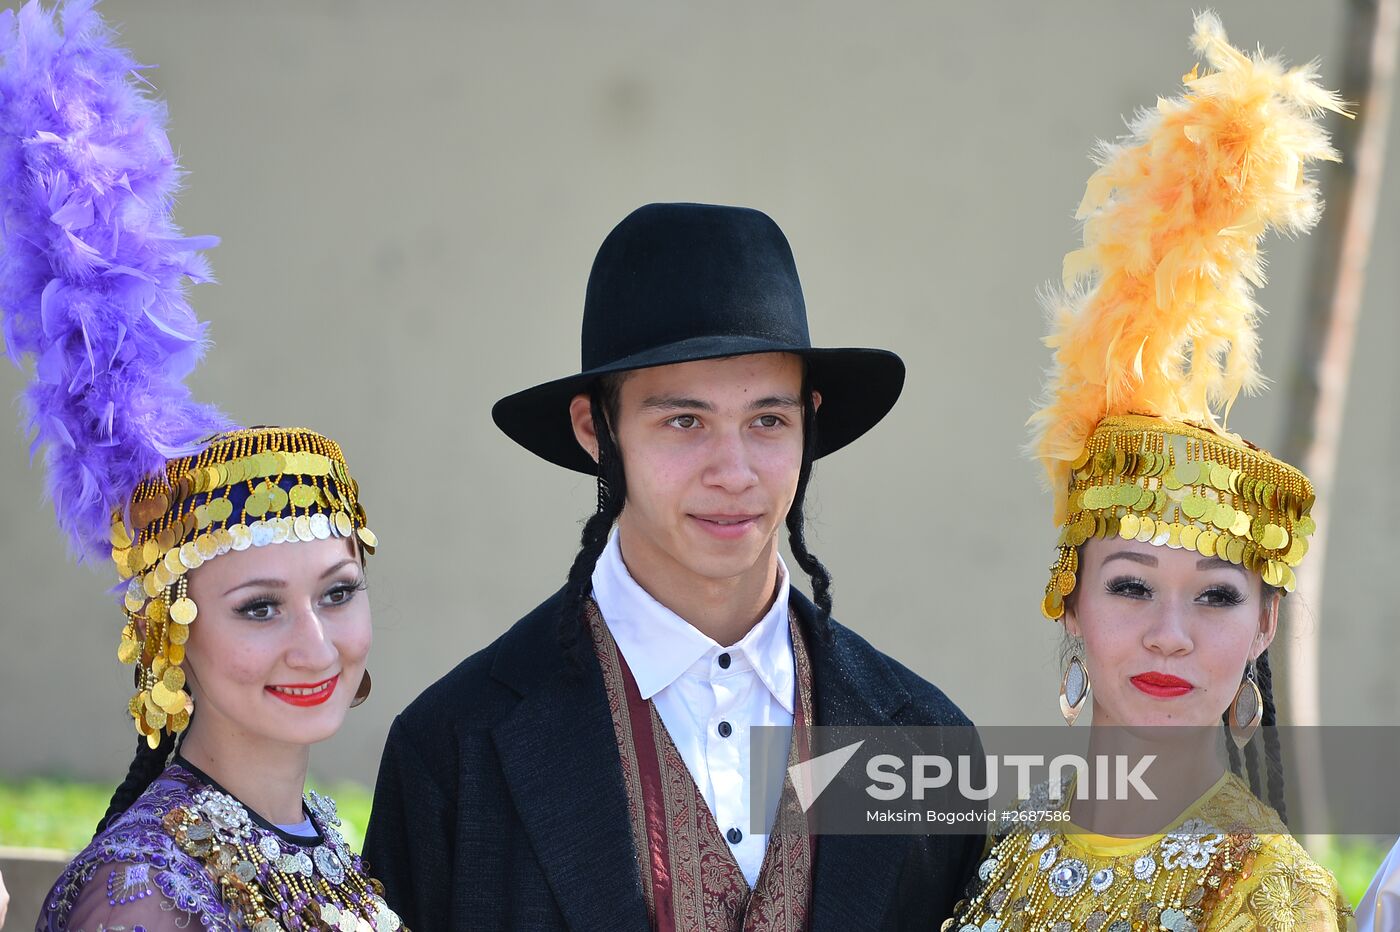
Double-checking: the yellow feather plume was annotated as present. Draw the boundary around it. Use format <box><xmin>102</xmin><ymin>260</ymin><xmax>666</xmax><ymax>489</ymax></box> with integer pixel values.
<box><xmin>1029</xmin><ymin>11</ymin><xmax>1348</xmax><ymax>523</ymax></box>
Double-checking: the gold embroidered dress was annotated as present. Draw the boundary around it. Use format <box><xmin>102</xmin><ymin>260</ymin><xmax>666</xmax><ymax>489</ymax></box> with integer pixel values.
<box><xmin>948</xmin><ymin>773</ymin><xmax>1351</xmax><ymax>932</ymax></box>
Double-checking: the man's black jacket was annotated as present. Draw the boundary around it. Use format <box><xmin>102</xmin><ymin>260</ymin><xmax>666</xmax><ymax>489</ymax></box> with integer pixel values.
<box><xmin>363</xmin><ymin>587</ymin><xmax>981</xmax><ymax>930</ymax></box>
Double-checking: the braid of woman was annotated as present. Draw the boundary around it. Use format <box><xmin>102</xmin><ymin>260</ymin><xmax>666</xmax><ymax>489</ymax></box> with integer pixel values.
<box><xmin>93</xmin><ymin>730</ymin><xmax>176</xmax><ymax>837</ymax></box>
<box><xmin>1224</xmin><ymin>715</ymin><xmax>1244</xmax><ymax>779</ymax></box>
<box><xmin>784</xmin><ymin>378</ymin><xmax>833</xmax><ymax>640</ymax></box>
<box><xmin>1242</xmin><ymin>723</ymin><xmax>1265</xmax><ymax>800</ymax></box>
<box><xmin>559</xmin><ymin>389</ymin><xmax>627</xmax><ymax>665</ymax></box>
<box><xmin>1255</xmin><ymin>649</ymin><xmax>1287</xmax><ymax>823</ymax></box>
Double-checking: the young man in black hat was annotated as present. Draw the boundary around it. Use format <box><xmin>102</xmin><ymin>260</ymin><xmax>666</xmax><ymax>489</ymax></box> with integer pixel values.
<box><xmin>364</xmin><ymin>203</ymin><xmax>980</xmax><ymax>930</ymax></box>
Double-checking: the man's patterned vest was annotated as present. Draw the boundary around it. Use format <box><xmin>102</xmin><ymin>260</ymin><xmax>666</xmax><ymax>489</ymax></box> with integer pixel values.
<box><xmin>587</xmin><ymin>601</ymin><xmax>815</xmax><ymax>932</ymax></box>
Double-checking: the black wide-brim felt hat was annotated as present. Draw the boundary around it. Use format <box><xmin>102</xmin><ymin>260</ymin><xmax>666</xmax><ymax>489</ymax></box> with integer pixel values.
<box><xmin>492</xmin><ymin>203</ymin><xmax>906</xmax><ymax>474</ymax></box>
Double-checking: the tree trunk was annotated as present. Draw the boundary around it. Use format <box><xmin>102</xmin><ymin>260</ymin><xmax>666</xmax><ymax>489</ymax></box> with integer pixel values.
<box><xmin>1277</xmin><ymin>0</ymin><xmax>1398</xmax><ymax>841</ymax></box>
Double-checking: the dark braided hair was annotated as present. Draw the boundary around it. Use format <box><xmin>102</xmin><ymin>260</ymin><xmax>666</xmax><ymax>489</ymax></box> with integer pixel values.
<box><xmin>1225</xmin><ymin>652</ymin><xmax>1284</xmax><ymax>820</ymax></box>
<box><xmin>1255</xmin><ymin>649</ymin><xmax>1286</xmax><ymax>821</ymax></box>
<box><xmin>558</xmin><ymin>364</ymin><xmax>833</xmax><ymax>658</ymax></box>
<box><xmin>1221</xmin><ymin>581</ymin><xmax>1287</xmax><ymax>824</ymax></box>
<box><xmin>93</xmin><ymin>729</ymin><xmax>177</xmax><ymax>837</ymax></box>
<box><xmin>1242</xmin><ymin>713</ymin><xmax>1266</xmax><ymax>799</ymax></box>
<box><xmin>1224</xmin><ymin>722</ymin><xmax>1243</xmax><ymax>780</ymax></box>
<box><xmin>786</xmin><ymin>372</ymin><xmax>833</xmax><ymax>640</ymax></box>
<box><xmin>559</xmin><ymin>382</ymin><xmax>627</xmax><ymax>666</ymax></box>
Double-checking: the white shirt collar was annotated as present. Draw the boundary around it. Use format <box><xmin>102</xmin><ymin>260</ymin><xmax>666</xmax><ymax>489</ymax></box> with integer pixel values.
<box><xmin>591</xmin><ymin>528</ymin><xmax>794</xmax><ymax>713</ymax></box>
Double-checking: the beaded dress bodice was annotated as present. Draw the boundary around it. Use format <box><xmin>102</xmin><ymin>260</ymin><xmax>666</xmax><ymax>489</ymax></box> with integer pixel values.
<box><xmin>38</xmin><ymin>761</ymin><xmax>403</xmax><ymax>932</ymax></box>
<box><xmin>947</xmin><ymin>773</ymin><xmax>1351</xmax><ymax>932</ymax></box>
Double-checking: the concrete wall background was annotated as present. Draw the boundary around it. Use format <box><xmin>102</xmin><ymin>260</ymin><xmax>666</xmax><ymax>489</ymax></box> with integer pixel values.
<box><xmin>0</xmin><ymin>1</ymin><xmax>1395</xmax><ymax>790</ymax></box>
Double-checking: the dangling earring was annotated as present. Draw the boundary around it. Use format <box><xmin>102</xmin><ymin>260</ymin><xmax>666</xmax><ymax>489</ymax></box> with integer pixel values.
<box><xmin>1059</xmin><ymin>654</ymin><xmax>1090</xmax><ymax>726</ymax></box>
<box><xmin>1228</xmin><ymin>660</ymin><xmax>1262</xmax><ymax>749</ymax></box>
<box><xmin>350</xmin><ymin>670</ymin><xmax>372</xmax><ymax>708</ymax></box>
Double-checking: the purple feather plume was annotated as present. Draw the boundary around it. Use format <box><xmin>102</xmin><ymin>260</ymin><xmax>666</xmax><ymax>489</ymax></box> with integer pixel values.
<box><xmin>0</xmin><ymin>0</ymin><xmax>232</xmax><ymax>563</ymax></box>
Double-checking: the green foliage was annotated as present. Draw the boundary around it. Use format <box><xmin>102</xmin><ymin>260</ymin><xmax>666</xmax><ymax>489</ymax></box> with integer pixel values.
<box><xmin>0</xmin><ymin>776</ymin><xmax>373</xmax><ymax>854</ymax></box>
<box><xmin>1313</xmin><ymin>836</ymin><xmax>1390</xmax><ymax>910</ymax></box>
<box><xmin>0</xmin><ymin>778</ymin><xmax>110</xmax><ymax>852</ymax></box>
<box><xmin>305</xmin><ymin>778</ymin><xmax>372</xmax><ymax>851</ymax></box>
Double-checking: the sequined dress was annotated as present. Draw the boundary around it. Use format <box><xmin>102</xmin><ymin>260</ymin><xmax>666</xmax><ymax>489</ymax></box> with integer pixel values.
<box><xmin>946</xmin><ymin>773</ymin><xmax>1352</xmax><ymax>932</ymax></box>
<box><xmin>37</xmin><ymin>760</ymin><xmax>403</xmax><ymax>932</ymax></box>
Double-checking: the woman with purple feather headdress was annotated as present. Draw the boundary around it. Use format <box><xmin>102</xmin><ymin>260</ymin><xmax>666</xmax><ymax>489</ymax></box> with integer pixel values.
<box><xmin>1</xmin><ymin>4</ymin><xmax>404</xmax><ymax>930</ymax></box>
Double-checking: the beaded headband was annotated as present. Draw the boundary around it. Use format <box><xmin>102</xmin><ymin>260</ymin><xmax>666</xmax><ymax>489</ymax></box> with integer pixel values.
<box><xmin>113</xmin><ymin>427</ymin><xmax>377</xmax><ymax>746</ymax></box>
<box><xmin>1028</xmin><ymin>13</ymin><xmax>1346</xmax><ymax>621</ymax></box>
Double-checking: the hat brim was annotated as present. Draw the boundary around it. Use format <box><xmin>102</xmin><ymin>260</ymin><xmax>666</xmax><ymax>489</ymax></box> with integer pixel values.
<box><xmin>491</xmin><ymin>335</ymin><xmax>905</xmax><ymax>474</ymax></box>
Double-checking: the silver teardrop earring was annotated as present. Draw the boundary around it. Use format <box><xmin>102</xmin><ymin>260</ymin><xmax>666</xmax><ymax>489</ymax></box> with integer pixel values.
<box><xmin>1228</xmin><ymin>659</ymin><xmax>1262</xmax><ymax>748</ymax></box>
<box><xmin>1059</xmin><ymin>654</ymin><xmax>1091</xmax><ymax>726</ymax></box>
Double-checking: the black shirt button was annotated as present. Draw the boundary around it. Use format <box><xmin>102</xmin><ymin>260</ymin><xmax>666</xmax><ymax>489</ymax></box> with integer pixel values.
<box><xmin>717</xmin><ymin>721</ymin><xmax>733</xmax><ymax>738</ymax></box>
<box><xmin>717</xmin><ymin>652</ymin><xmax>731</xmax><ymax>669</ymax></box>
<box><xmin>726</xmin><ymin>827</ymin><xmax>743</xmax><ymax>844</ymax></box>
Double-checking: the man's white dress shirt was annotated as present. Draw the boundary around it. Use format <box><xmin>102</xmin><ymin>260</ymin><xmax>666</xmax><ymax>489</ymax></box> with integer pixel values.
<box><xmin>591</xmin><ymin>529</ymin><xmax>794</xmax><ymax>887</ymax></box>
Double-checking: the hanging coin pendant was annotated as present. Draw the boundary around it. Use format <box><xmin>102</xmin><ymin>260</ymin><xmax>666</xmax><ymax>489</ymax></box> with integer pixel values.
<box><xmin>1160</xmin><ymin>908</ymin><xmax>1191</xmax><ymax>932</ymax></box>
<box><xmin>1047</xmin><ymin>858</ymin><xmax>1087</xmax><ymax>897</ymax></box>
<box><xmin>1065</xmin><ymin>658</ymin><xmax>1085</xmax><ymax>705</ymax></box>
<box><xmin>315</xmin><ymin>845</ymin><xmax>346</xmax><ymax>884</ymax></box>
<box><xmin>170</xmin><ymin>597</ymin><xmax>198</xmax><ymax>625</ymax></box>
<box><xmin>259</xmin><ymin>835</ymin><xmax>282</xmax><ymax>860</ymax></box>
<box><xmin>1234</xmin><ymin>683</ymin><xmax>1259</xmax><ymax>728</ymax></box>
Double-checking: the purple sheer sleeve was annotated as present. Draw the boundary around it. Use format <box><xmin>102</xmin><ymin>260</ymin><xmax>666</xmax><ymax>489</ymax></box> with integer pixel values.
<box><xmin>36</xmin><ymin>770</ymin><xmax>234</xmax><ymax>932</ymax></box>
<box><xmin>61</xmin><ymin>861</ymin><xmax>201</xmax><ymax>931</ymax></box>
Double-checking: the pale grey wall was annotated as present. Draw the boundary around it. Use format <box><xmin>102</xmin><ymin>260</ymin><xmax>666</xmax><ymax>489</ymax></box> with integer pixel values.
<box><xmin>1</xmin><ymin>1</ymin><xmax>1396</xmax><ymax>789</ymax></box>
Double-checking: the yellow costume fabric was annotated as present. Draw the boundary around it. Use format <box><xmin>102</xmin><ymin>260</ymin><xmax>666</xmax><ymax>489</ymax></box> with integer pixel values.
<box><xmin>948</xmin><ymin>774</ymin><xmax>1352</xmax><ymax>931</ymax></box>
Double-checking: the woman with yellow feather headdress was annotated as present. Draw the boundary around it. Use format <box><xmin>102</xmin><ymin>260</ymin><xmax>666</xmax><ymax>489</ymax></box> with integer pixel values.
<box><xmin>946</xmin><ymin>12</ymin><xmax>1353</xmax><ymax>932</ymax></box>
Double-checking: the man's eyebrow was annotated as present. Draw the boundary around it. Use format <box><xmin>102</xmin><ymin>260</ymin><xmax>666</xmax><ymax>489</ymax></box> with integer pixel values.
<box><xmin>639</xmin><ymin>396</ymin><xmax>715</xmax><ymax>412</ymax></box>
<box><xmin>637</xmin><ymin>393</ymin><xmax>802</xmax><ymax>412</ymax></box>
<box><xmin>748</xmin><ymin>394</ymin><xmax>802</xmax><ymax>410</ymax></box>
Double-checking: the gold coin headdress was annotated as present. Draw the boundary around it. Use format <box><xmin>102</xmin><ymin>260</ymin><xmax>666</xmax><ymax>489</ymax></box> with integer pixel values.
<box><xmin>0</xmin><ymin>6</ymin><xmax>377</xmax><ymax>747</ymax></box>
<box><xmin>114</xmin><ymin>427</ymin><xmax>377</xmax><ymax>745</ymax></box>
<box><xmin>1029</xmin><ymin>11</ymin><xmax>1348</xmax><ymax>621</ymax></box>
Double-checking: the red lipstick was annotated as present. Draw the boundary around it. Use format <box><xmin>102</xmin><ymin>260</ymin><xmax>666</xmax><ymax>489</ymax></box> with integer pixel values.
<box><xmin>1130</xmin><ymin>672</ymin><xmax>1193</xmax><ymax>698</ymax></box>
<box><xmin>266</xmin><ymin>674</ymin><xmax>339</xmax><ymax>707</ymax></box>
